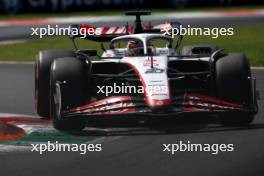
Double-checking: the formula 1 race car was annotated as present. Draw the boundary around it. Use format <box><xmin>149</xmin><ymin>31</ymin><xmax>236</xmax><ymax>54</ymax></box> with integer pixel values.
<box><xmin>35</xmin><ymin>11</ymin><xmax>258</xmax><ymax>131</ymax></box>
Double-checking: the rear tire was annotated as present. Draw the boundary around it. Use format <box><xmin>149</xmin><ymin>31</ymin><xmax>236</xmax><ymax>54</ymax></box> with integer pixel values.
<box><xmin>35</xmin><ymin>50</ymin><xmax>74</xmax><ymax>118</ymax></box>
<box><xmin>215</xmin><ymin>53</ymin><xmax>254</xmax><ymax>125</ymax></box>
<box><xmin>50</xmin><ymin>57</ymin><xmax>86</xmax><ymax>131</ymax></box>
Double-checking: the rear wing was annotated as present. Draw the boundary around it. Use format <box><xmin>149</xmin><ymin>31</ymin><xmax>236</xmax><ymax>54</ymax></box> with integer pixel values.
<box><xmin>69</xmin><ymin>22</ymin><xmax>181</xmax><ymax>41</ymax></box>
<box><xmin>69</xmin><ymin>10</ymin><xmax>183</xmax><ymax>41</ymax></box>
<box><xmin>69</xmin><ymin>24</ymin><xmax>132</xmax><ymax>41</ymax></box>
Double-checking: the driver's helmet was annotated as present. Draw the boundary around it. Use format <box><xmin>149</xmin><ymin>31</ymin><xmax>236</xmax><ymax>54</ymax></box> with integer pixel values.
<box><xmin>127</xmin><ymin>41</ymin><xmax>139</xmax><ymax>49</ymax></box>
<box><xmin>127</xmin><ymin>41</ymin><xmax>143</xmax><ymax>56</ymax></box>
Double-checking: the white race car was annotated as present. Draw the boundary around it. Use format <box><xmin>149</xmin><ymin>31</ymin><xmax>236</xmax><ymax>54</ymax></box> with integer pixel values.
<box><xmin>35</xmin><ymin>11</ymin><xmax>258</xmax><ymax>131</ymax></box>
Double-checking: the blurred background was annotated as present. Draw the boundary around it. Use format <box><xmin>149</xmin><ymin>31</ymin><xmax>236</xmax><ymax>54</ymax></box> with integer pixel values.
<box><xmin>0</xmin><ymin>0</ymin><xmax>263</xmax><ymax>66</ymax></box>
<box><xmin>0</xmin><ymin>0</ymin><xmax>263</xmax><ymax>14</ymax></box>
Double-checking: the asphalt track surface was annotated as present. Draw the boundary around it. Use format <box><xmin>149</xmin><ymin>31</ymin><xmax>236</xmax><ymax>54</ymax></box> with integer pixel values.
<box><xmin>0</xmin><ymin>64</ymin><xmax>263</xmax><ymax>176</ymax></box>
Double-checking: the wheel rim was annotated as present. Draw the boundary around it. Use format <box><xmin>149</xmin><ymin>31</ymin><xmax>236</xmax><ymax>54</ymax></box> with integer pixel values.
<box><xmin>53</xmin><ymin>82</ymin><xmax>62</xmax><ymax>119</ymax></box>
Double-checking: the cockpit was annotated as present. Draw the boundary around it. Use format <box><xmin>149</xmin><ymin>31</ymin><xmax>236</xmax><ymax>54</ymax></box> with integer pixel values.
<box><xmin>102</xmin><ymin>34</ymin><xmax>174</xmax><ymax>58</ymax></box>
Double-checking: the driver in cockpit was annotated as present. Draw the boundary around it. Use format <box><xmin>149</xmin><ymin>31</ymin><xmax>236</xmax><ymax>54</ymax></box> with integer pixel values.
<box><xmin>127</xmin><ymin>41</ymin><xmax>144</xmax><ymax>56</ymax></box>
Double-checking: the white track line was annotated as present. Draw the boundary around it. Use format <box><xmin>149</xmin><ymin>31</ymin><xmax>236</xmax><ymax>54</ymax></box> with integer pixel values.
<box><xmin>0</xmin><ymin>39</ymin><xmax>26</xmax><ymax>45</ymax></box>
<box><xmin>251</xmin><ymin>67</ymin><xmax>264</xmax><ymax>70</ymax></box>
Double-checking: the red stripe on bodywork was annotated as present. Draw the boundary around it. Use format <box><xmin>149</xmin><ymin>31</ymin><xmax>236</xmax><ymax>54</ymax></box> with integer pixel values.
<box><xmin>124</xmin><ymin>62</ymin><xmax>171</xmax><ymax>107</ymax></box>
<box><xmin>183</xmin><ymin>93</ymin><xmax>242</xmax><ymax>111</ymax></box>
<box><xmin>101</xmin><ymin>27</ymin><xmax>110</xmax><ymax>35</ymax></box>
<box><xmin>69</xmin><ymin>96</ymin><xmax>136</xmax><ymax>115</ymax></box>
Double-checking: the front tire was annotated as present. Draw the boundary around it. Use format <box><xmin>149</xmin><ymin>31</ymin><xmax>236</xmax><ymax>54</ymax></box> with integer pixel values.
<box><xmin>35</xmin><ymin>50</ymin><xmax>74</xmax><ymax>118</ymax></box>
<box><xmin>50</xmin><ymin>57</ymin><xmax>86</xmax><ymax>131</ymax></box>
<box><xmin>215</xmin><ymin>53</ymin><xmax>254</xmax><ymax>125</ymax></box>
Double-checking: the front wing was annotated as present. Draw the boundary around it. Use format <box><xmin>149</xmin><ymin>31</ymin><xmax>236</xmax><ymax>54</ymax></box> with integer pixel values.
<box><xmin>62</xmin><ymin>93</ymin><xmax>257</xmax><ymax>119</ymax></box>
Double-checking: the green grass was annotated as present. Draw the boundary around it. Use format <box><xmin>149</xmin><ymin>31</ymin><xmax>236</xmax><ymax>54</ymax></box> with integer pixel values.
<box><xmin>0</xmin><ymin>25</ymin><xmax>263</xmax><ymax>66</ymax></box>
<box><xmin>0</xmin><ymin>6</ymin><xmax>264</xmax><ymax>20</ymax></box>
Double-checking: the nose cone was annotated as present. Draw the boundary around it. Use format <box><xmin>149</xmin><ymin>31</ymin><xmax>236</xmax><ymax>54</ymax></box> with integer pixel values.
<box><xmin>147</xmin><ymin>99</ymin><xmax>172</xmax><ymax>113</ymax></box>
<box><xmin>146</xmin><ymin>99</ymin><xmax>171</xmax><ymax>107</ymax></box>
<box><xmin>122</xmin><ymin>55</ymin><xmax>172</xmax><ymax>109</ymax></box>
